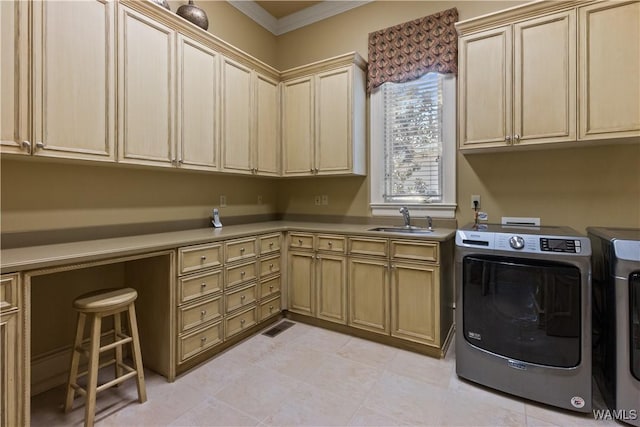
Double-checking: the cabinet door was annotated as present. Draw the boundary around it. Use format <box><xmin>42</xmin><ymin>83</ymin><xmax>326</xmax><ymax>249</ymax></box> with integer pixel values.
<box><xmin>176</xmin><ymin>34</ymin><xmax>219</xmax><ymax>171</ymax></box>
<box><xmin>579</xmin><ymin>1</ymin><xmax>640</xmax><ymax>140</ymax></box>
<box><xmin>282</xmin><ymin>76</ymin><xmax>313</xmax><ymax>176</ymax></box>
<box><xmin>221</xmin><ymin>57</ymin><xmax>252</xmax><ymax>174</ymax></box>
<box><xmin>390</xmin><ymin>262</ymin><xmax>439</xmax><ymax>346</ymax></box>
<box><xmin>0</xmin><ymin>0</ymin><xmax>30</xmax><ymax>155</ymax></box>
<box><xmin>316</xmin><ymin>254</ymin><xmax>347</xmax><ymax>324</ymax></box>
<box><xmin>0</xmin><ymin>310</ymin><xmax>19</xmax><ymax>427</ymax></box>
<box><xmin>32</xmin><ymin>0</ymin><xmax>116</xmax><ymax>161</ymax></box>
<box><xmin>348</xmin><ymin>257</ymin><xmax>389</xmax><ymax>334</ymax></box>
<box><xmin>514</xmin><ymin>10</ymin><xmax>576</xmax><ymax>146</ymax></box>
<box><xmin>255</xmin><ymin>73</ymin><xmax>280</xmax><ymax>176</ymax></box>
<box><xmin>288</xmin><ymin>251</ymin><xmax>314</xmax><ymax>316</ymax></box>
<box><xmin>118</xmin><ymin>6</ymin><xmax>174</xmax><ymax>166</ymax></box>
<box><xmin>459</xmin><ymin>26</ymin><xmax>513</xmax><ymax>149</ymax></box>
<box><xmin>315</xmin><ymin>67</ymin><xmax>352</xmax><ymax>174</ymax></box>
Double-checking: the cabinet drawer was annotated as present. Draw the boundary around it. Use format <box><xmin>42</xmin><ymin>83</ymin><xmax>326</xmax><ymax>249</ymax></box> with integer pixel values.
<box><xmin>0</xmin><ymin>273</ymin><xmax>19</xmax><ymax>312</ymax></box>
<box><xmin>225</xmin><ymin>306</ymin><xmax>257</xmax><ymax>339</ymax></box>
<box><xmin>225</xmin><ymin>237</ymin><xmax>257</xmax><ymax>264</ymax></box>
<box><xmin>349</xmin><ymin>237</ymin><xmax>389</xmax><ymax>257</ymax></box>
<box><xmin>317</xmin><ymin>235</ymin><xmax>346</xmax><ymax>253</ymax></box>
<box><xmin>178</xmin><ymin>269</ymin><xmax>223</xmax><ymax>304</ymax></box>
<box><xmin>225</xmin><ymin>282</ymin><xmax>258</xmax><ymax>313</ymax></box>
<box><xmin>179</xmin><ymin>243</ymin><xmax>223</xmax><ymax>275</ymax></box>
<box><xmin>178</xmin><ymin>295</ymin><xmax>223</xmax><ymax>333</ymax></box>
<box><xmin>260</xmin><ymin>275</ymin><xmax>281</xmax><ymax>299</ymax></box>
<box><xmin>390</xmin><ymin>240</ymin><xmax>438</xmax><ymax>263</ymax></box>
<box><xmin>179</xmin><ymin>321</ymin><xmax>223</xmax><ymax>363</ymax></box>
<box><xmin>225</xmin><ymin>260</ymin><xmax>257</xmax><ymax>288</ymax></box>
<box><xmin>289</xmin><ymin>233</ymin><xmax>314</xmax><ymax>251</ymax></box>
<box><xmin>259</xmin><ymin>233</ymin><xmax>281</xmax><ymax>255</ymax></box>
<box><xmin>259</xmin><ymin>255</ymin><xmax>281</xmax><ymax>278</ymax></box>
<box><xmin>259</xmin><ymin>295</ymin><xmax>281</xmax><ymax>321</ymax></box>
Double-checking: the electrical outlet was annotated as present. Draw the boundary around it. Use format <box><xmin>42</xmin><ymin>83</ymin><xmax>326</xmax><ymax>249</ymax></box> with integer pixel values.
<box><xmin>220</xmin><ymin>195</ymin><xmax>227</xmax><ymax>207</ymax></box>
<box><xmin>471</xmin><ymin>195</ymin><xmax>481</xmax><ymax>209</ymax></box>
<box><xmin>321</xmin><ymin>195</ymin><xmax>328</xmax><ymax>205</ymax></box>
<box><xmin>314</xmin><ymin>195</ymin><xmax>321</xmax><ymax>206</ymax></box>
<box><xmin>257</xmin><ymin>195</ymin><xmax>263</xmax><ymax>205</ymax></box>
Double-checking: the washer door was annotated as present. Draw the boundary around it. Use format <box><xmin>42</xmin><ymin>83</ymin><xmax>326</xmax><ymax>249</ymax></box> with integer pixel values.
<box><xmin>631</xmin><ymin>271</ymin><xmax>640</xmax><ymax>381</ymax></box>
<box><xmin>462</xmin><ymin>255</ymin><xmax>582</xmax><ymax>367</ymax></box>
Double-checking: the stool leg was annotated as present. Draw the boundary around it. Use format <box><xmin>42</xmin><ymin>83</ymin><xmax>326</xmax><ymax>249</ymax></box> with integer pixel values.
<box><xmin>64</xmin><ymin>312</ymin><xmax>86</xmax><ymax>412</ymax></box>
<box><xmin>114</xmin><ymin>311</ymin><xmax>123</xmax><ymax>382</ymax></box>
<box><xmin>84</xmin><ymin>314</ymin><xmax>102</xmax><ymax>427</ymax></box>
<box><xmin>127</xmin><ymin>303</ymin><xmax>147</xmax><ymax>403</ymax></box>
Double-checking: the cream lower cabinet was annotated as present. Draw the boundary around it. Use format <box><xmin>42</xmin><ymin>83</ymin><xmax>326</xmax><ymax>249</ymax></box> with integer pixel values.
<box><xmin>281</xmin><ymin>53</ymin><xmax>366</xmax><ymax>176</ymax></box>
<box><xmin>458</xmin><ymin>9</ymin><xmax>576</xmax><ymax>150</ymax></box>
<box><xmin>221</xmin><ymin>57</ymin><xmax>280</xmax><ymax>176</ymax></box>
<box><xmin>347</xmin><ymin>256</ymin><xmax>390</xmax><ymax>335</ymax></box>
<box><xmin>390</xmin><ymin>262</ymin><xmax>439</xmax><ymax>345</ymax></box>
<box><xmin>578</xmin><ymin>1</ymin><xmax>640</xmax><ymax>140</ymax></box>
<box><xmin>0</xmin><ymin>273</ymin><xmax>22</xmax><ymax>427</ymax></box>
<box><xmin>287</xmin><ymin>233</ymin><xmax>347</xmax><ymax>324</ymax></box>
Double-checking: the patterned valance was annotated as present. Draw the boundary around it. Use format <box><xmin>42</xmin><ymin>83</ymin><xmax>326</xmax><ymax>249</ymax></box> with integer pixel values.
<box><xmin>367</xmin><ymin>8</ymin><xmax>459</xmax><ymax>93</ymax></box>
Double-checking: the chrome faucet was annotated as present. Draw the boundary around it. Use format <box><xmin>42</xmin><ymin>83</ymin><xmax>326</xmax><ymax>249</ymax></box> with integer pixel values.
<box><xmin>399</xmin><ymin>206</ymin><xmax>411</xmax><ymax>228</ymax></box>
<box><xmin>427</xmin><ymin>216</ymin><xmax>433</xmax><ymax>231</ymax></box>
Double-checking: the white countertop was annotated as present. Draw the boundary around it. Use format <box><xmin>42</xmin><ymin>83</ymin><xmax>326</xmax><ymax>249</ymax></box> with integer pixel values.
<box><xmin>0</xmin><ymin>221</ymin><xmax>455</xmax><ymax>273</ymax></box>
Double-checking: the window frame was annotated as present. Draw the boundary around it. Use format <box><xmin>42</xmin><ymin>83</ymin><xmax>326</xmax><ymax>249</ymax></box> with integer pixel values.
<box><xmin>369</xmin><ymin>73</ymin><xmax>457</xmax><ymax>218</ymax></box>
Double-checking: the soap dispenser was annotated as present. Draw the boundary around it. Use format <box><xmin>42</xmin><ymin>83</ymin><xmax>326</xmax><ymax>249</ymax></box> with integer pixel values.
<box><xmin>212</xmin><ymin>208</ymin><xmax>222</xmax><ymax>228</ymax></box>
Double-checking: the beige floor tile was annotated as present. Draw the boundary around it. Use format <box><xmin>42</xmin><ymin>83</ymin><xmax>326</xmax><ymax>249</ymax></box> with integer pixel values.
<box><xmin>387</xmin><ymin>348</ymin><xmax>453</xmax><ymax>389</ymax></box>
<box><xmin>362</xmin><ymin>371</ymin><xmax>447</xmax><ymax>425</ymax></box>
<box><xmin>254</xmin><ymin>341</ymin><xmax>330</xmax><ymax>382</ymax></box>
<box><xmin>336</xmin><ymin>337</ymin><xmax>398</xmax><ymax>369</ymax></box>
<box><xmin>262</xmin><ymin>381</ymin><xmax>361</xmax><ymax>426</ymax></box>
<box><xmin>447</xmin><ymin>375</ymin><xmax>526</xmax><ymax>415</ymax></box>
<box><xmin>178</xmin><ymin>357</ymin><xmax>247</xmax><ymax>395</ymax></box>
<box><xmin>214</xmin><ymin>365</ymin><xmax>303</xmax><ymax>420</ymax></box>
<box><xmin>348</xmin><ymin>405</ymin><xmax>410</xmax><ymax>426</ymax></box>
<box><xmin>304</xmin><ymin>353</ymin><xmax>383</xmax><ymax>403</ymax></box>
<box><xmin>288</xmin><ymin>324</ymin><xmax>353</xmax><ymax>353</ymax></box>
<box><xmin>437</xmin><ymin>387</ymin><xmax>526</xmax><ymax>426</ymax></box>
<box><xmin>168</xmin><ymin>396</ymin><xmax>261</xmax><ymax>426</ymax></box>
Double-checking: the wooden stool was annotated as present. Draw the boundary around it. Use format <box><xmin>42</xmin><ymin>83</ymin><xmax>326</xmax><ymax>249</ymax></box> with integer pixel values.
<box><xmin>64</xmin><ymin>288</ymin><xmax>147</xmax><ymax>427</ymax></box>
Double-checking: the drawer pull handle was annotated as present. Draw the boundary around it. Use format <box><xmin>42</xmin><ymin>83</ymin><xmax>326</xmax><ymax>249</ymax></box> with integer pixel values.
<box><xmin>201</xmin><ymin>283</ymin><xmax>207</xmax><ymax>288</ymax></box>
<box><xmin>200</xmin><ymin>256</ymin><xmax>207</xmax><ymax>261</ymax></box>
<box><xmin>240</xmin><ymin>319</ymin><xmax>245</xmax><ymax>325</ymax></box>
<box><xmin>298</xmin><ymin>239</ymin><xmax>302</xmax><ymax>245</ymax></box>
<box><xmin>269</xmin><ymin>263</ymin><xmax>274</xmax><ymax>269</ymax></box>
<box><xmin>240</xmin><ymin>247</ymin><xmax>245</xmax><ymax>253</ymax></box>
<box><xmin>201</xmin><ymin>337</ymin><xmax>207</xmax><ymax>343</ymax></box>
<box><xmin>328</xmin><ymin>241</ymin><xmax>333</xmax><ymax>246</ymax></box>
<box><xmin>241</xmin><ymin>295</ymin><xmax>246</xmax><ymax>300</ymax></box>
<box><xmin>269</xmin><ymin>305</ymin><xmax>274</xmax><ymax>311</ymax></box>
<box><xmin>201</xmin><ymin>310</ymin><xmax>207</xmax><ymax>316</ymax></box>
<box><xmin>269</xmin><ymin>242</ymin><xmax>274</xmax><ymax>247</ymax></box>
<box><xmin>269</xmin><ymin>285</ymin><xmax>274</xmax><ymax>290</ymax></box>
<box><xmin>240</xmin><ymin>271</ymin><xmax>245</xmax><ymax>276</ymax></box>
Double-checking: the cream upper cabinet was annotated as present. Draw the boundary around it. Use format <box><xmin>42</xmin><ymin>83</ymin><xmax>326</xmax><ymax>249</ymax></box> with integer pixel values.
<box><xmin>221</xmin><ymin>57</ymin><xmax>253</xmax><ymax>174</ymax></box>
<box><xmin>1</xmin><ymin>0</ymin><xmax>116</xmax><ymax>160</ymax></box>
<box><xmin>281</xmin><ymin>53</ymin><xmax>366</xmax><ymax>177</ymax></box>
<box><xmin>459</xmin><ymin>9</ymin><xmax>576</xmax><ymax>150</ymax></box>
<box><xmin>117</xmin><ymin>5</ymin><xmax>175</xmax><ymax>167</ymax></box>
<box><xmin>221</xmin><ymin>57</ymin><xmax>279</xmax><ymax>175</ymax></box>
<box><xmin>176</xmin><ymin>34</ymin><xmax>220</xmax><ymax>171</ymax></box>
<box><xmin>0</xmin><ymin>0</ymin><xmax>30</xmax><ymax>156</ymax></box>
<box><xmin>578</xmin><ymin>1</ymin><xmax>640</xmax><ymax>140</ymax></box>
<box><xmin>282</xmin><ymin>76</ymin><xmax>314</xmax><ymax>175</ymax></box>
<box><xmin>254</xmin><ymin>73</ymin><xmax>280</xmax><ymax>176</ymax></box>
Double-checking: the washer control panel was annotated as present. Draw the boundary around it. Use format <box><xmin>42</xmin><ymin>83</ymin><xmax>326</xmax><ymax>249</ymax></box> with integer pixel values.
<box><xmin>456</xmin><ymin>229</ymin><xmax>590</xmax><ymax>256</ymax></box>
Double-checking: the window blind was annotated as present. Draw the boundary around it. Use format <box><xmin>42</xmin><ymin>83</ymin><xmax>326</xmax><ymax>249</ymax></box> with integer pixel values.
<box><xmin>382</xmin><ymin>73</ymin><xmax>443</xmax><ymax>203</ymax></box>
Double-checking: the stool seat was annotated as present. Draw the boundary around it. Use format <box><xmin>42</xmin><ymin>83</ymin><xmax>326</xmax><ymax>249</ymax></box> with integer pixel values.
<box><xmin>65</xmin><ymin>287</ymin><xmax>146</xmax><ymax>427</ymax></box>
<box><xmin>73</xmin><ymin>288</ymin><xmax>137</xmax><ymax>312</ymax></box>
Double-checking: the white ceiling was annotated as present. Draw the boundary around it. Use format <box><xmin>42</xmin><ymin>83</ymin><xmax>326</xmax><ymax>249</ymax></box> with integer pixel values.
<box><xmin>227</xmin><ymin>1</ymin><xmax>373</xmax><ymax>35</ymax></box>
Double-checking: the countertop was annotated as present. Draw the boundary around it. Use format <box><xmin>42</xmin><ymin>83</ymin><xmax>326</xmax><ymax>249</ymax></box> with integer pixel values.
<box><xmin>0</xmin><ymin>221</ymin><xmax>456</xmax><ymax>273</ymax></box>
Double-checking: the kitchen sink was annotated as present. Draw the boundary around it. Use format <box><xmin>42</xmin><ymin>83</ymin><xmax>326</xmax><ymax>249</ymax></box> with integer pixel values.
<box><xmin>368</xmin><ymin>226</ymin><xmax>434</xmax><ymax>234</ymax></box>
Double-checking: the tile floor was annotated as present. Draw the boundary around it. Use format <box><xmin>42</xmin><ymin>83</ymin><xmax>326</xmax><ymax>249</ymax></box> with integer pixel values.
<box><xmin>32</xmin><ymin>321</ymin><xmax>616</xmax><ymax>426</ymax></box>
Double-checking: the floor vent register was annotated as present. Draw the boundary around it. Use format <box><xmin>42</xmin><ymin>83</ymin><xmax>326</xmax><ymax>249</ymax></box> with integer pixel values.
<box><xmin>262</xmin><ymin>321</ymin><xmax>295</xmax><ymax>338</ymax></box>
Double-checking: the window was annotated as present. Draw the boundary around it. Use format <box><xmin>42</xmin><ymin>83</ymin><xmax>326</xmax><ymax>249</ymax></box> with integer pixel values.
<box><xmin>370</xmin><ymin>72</ymin><xmax>456</xmax><ymax>218</ymax></box>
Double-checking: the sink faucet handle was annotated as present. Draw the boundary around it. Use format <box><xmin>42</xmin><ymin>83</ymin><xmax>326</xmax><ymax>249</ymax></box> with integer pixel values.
<box><xmin>399</xmin><ymin>206</ymin><xmax>411</xmax><ymax>227</ymax></box>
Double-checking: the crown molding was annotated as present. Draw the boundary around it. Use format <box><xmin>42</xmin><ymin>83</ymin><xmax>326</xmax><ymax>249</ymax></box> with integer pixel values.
<box><xmin>228</xmin><ymin>1</ymin><xmax>373</xmax><ymax>36</ymax></box>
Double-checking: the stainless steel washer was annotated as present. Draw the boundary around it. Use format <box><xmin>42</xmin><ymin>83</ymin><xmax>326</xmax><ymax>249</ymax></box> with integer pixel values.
<box><xmin>589</xmin><ymin>227</ymin><xmax>640</xmax><ymax>425</ymax></box>
<box><xmin>455</xmin><ymin>223</ymin><xmax>592</xmax><ymax>412</ymax></box>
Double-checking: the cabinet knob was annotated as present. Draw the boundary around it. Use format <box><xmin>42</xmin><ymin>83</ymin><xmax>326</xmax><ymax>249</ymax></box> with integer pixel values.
<box><xmin>310</xmin><ymin>168</ymin><xmax>314</xmax><ymax>173</ymax></box>
<box><xmin>505</xmin><ymin>135</ymin><xmax>512</xmax><ymax>145</ymax></box>
<box><xmin>201</xmin><ymin>283</ymin><xmax>207</xmax><ymax>288</ymax></box>
<box><xmin>269</xmin><ymin>242</ymin><xmax>274</xmax><ymax>247</ymax></box>
<box><xmin>201</xmin><ymin>255</ymin><xmax>207</xmax><ymax>261</ymax></box>
<box><xmin>201</xmin><ymin>310</ymin><xmax>207</xmax><ymax>316</ymax></box>
<box><xmin>240</xmin><ymin>271</ymin><xmax>245</xmax><ymax>276</ymax></box>
<box><xmin>269</xmin><ymin>305</ymin><xmax>274</xmax><ymax>311</ymax></box>
<box><xmin>201</xmin><ymin>337</ymin><xmax>207</xmax><ymax>343</ymax></box>
<box><xmin>315</xmin><ymin>168</ymin><xmax>319</xmax><ymax>174</ymax></box>
<box><xmin>269</xmin><ymin>263</ymin><xmax>274</xmax><ymax>269</ymax></box>
<box><xmin>240</xmin><ymin>319</ymin><xmax>246</xmax><ymax>325</ymax></box>
<box><xmin>514</xmin><ymin>134</ymin><xmax>521</xmax><ymax>143</ymax></box>
<box><xmin>21</xmin><ymin>140</ymin><xmax>31</xmax><ymax>151</ymax></box>
<box><xmin>241</xmin><ymin>295</ymin><xmax>246</xmax><ymax>300</ymax></box>
<box><xmin>269</xmin><ymin>285</ymin><xmax>274</xmax><ymax>290</ymax></box>
<box><xmin>328</xmin><ymin>241</ymin><xmax>333</xmax><ymax>246</ymax></box>
<box><xmin>240</xmin><ymin>247</ymin><xmax>245</xmax><ymax>253</ymax></box>
<box><xmin>35</xmin><ymin>141</ymin><xmax>45</xmax><ymax>150</ymax></box>
<box><xmin>298</xmin><ymin>239</ymin><xmax>302</xmax><ymax>245</ymax></box>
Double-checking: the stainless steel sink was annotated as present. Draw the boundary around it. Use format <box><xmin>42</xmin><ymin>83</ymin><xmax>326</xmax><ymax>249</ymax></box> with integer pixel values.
<box><xmin>368</xmin><ymin>226</ymin><xmax>434</xmax><ymax>234</ymax></box>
